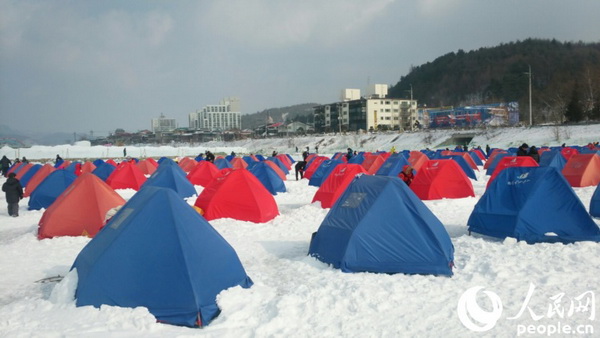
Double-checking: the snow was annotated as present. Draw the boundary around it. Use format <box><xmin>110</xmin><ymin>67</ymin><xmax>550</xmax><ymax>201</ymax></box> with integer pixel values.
<box><xmin>1</xmin><ymin>125</ymin><xmax>599</xmax><ymax>337</ymax></box>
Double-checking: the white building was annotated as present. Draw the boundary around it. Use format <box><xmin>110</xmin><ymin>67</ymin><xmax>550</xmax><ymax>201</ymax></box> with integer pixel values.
<box><xmin>151</xmin><ymin>114</ymin><xmax>177</xmax><ymax>133</ymax></box>
<box><xmin>189</xmin><ymin>97</ymin><xmax>241</xmax><ymax>131</ymax></box>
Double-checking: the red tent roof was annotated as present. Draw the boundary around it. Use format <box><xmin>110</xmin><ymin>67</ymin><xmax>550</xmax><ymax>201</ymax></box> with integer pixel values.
<box><xmin>38</xmin><ymin>173</ymin><xmax>126</xmax><ymax>239</ymax></box>
<box><xmin>186</xmin><ymin>161</ymin><xmax>220</xmax><ymax>187</ymax></box>
<box><xmin>562</xmin><ymin>154</ymin><xmax>600</xmax><ymax>187</ymax></box>
<box><xmin>487</xmin><ymin>156</ymin><xmax>539</xmax><ymax>187</ymax></box>
<box><xmin>312</xmin><ymin>164</ymin><xmax>367</xmax><ymax>208</ymax></box>
<box><xmin>24</xmin><ymin>164</ymin><xmax>55</xmax><ymax>197</ymax></box>
<box><xmin>410</xmin><ymin>160</ymin><xmax>475</xmax><ymax>200</ymax></box>
<box><xmin>106</xmin><ymin>162</ymin><xmax>147</xmax><ymax>190</ymax></box>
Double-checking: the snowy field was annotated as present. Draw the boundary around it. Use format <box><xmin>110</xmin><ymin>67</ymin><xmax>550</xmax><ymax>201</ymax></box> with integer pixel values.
<box><xmin>1</xmin><ymin>125</ymin><xmax>600</xmax><ymax>337</ymax></box>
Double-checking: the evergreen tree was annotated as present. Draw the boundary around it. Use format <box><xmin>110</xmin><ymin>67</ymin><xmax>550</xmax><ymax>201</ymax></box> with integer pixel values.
<box><xmin>564</xmin><ymin>83</ymin><xmax>584</xmax><ymax>122</ymax></box>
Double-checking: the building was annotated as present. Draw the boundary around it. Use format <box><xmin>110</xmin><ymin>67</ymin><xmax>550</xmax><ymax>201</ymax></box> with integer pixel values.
<box><xmin>151</xmin><ymin>114</ymin><xmax>177</xmax><ymax>133</ymax></box>
<box><xmin>314</xmin><ymin>85</ymin><xmax>418</xmax><ymax>133</ymax></box>
<box><xmin>189</xmin><ymin>97</ymin><xmax>242</xmax><ymax>131</ymax></box>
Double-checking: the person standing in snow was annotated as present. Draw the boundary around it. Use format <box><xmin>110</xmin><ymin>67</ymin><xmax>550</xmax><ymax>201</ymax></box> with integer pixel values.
<box><xmin>2</xmin><ymin>172</ymin><xmax>23</xmax><ymax>217</ymax></box>
<box><xmin>295</xmin><ymin>161</ymin><xmax>307</xmax><ymax>180</ymax></box>
<box><xmin>0</xmin><ymin>155</ymin><xmax>11</xmax><ymax>176</ymax></box>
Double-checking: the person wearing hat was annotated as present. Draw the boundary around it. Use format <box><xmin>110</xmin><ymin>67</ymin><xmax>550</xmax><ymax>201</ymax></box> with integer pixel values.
<box><xmin>398</xmin><ymin>165</ymin><xmax>415</xmax><ymax>186</ymax></box>
<box><xmin>517</xmin><ymin>143</ymin><xmax>529</xmax><ymax>156</ymax></box>
<box><xmin>2</xmin><ymin>172</ymin><xmax>23</xmax><ymax>217</ymax></box>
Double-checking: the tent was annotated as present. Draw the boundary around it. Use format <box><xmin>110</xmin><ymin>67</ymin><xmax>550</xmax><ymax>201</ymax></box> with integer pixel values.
<box><xmin>136</xmin><ymin>159</ymin><xmax>158</xmax><ymax>175</ymax></box>
<box><xmin>38</xmin><ymin>173</ymin><xmax>126</xmax><ymax>239</ymax></box>
<box><xmin>407</xmin><ymin>151</ymin><xmax>429</xmax><ymax>172</ymax></box>
<box><xmin>71</xmin><ymin>186</ymin><xmax>253</xmax><ymax>327</ymax></box>
<box><xmin>263</xmin><ymin>160</ymin><xmax>287</xmax><ymax>181</ymax></box>
<box><xmin>186</xmin><ymin>161</ymin><xmax>220</xmax><ymax>187</ymax></box>
<box><xmin>308</xmin><ymin>175</ymin><xmax>454</xmax><ymax>276</ymax></box>
<box><xmin>485</xmin><ymin>153</ymin><xmax>511</xmax><ymax>175</ymax></box>
<box><xmin>92</xmin><ymin>162</ymin><xmax>117</xmax><ymax>182</ymax></box>
<box><xmin>28</xmin><ymin>170</ymin><xmax>77</xmax><ymax>210</ymax></box>
<box><xmin>230</xmin><ymin>157</ymin><xmax>248</xmax><ymax>170</ymax></box>
<box><xmin>487</xmin><ymin>156</ymin><xmax>539</xmax><ymax>187</ymax></box>
<box><xmin>308</xmin><ymin>159</ymin><xmax>343</xmax><ymax>187</ymax></box>
<box><xmin>469</xmin><ymin>152</ymin><xmax>484</xmax><ymax>166</ymax></box>
<box><xmin>80</xmin><ymin>162</ymin><xmax>97</xmax><ymax>175</ymax></box>
<box><xmin>483</xmin><ymin>151</ymin><xmax>508</xmax><ymax>170</ymax></box>
<box><xmin>214</xmin><ymin>158</ymin><xmax>233</xmax><ymax>170</ymax></box>
<box><xmin>248</xmin><ymin>161</ymin><xmax>286</xmax><ymax>195</ymax></box>
<box><xmin>410</xmin><ymin>160</ymin><xmax>475</xmax><ymax>200</ymax></box>
<box><xmin>561</xmin><ymin>147</ymin><xmax>579</xmax><ymax>160</ymax></box>
<box><xmin>312</xmin><ymin>164</ymin><xmax>368</xmax><ymax>208</ymax></box>
<box><xmin>363</xmin><ymin>155</ymin><xmax>387</xmax><ymax>175</ymax></box>
<box><xmin>65</xmin><ymin>162</ymin><xmax>82</xmax><ymax>176</ymax></box>
<box><xmin>440</xmin><ymin>155</ymin><xmax>477</xmax><ymax>180</ymax></box>
<box><xmin>6</xmin><ymin>162</ymin><xmax>25</xmax><ymax>176</ymax></box>
<box><xmin>468</xmin><ymin>167</ymin><xmax>600</xmax><ymax>243</ymax></box>
<box><xmin>303</xmin><ymin>156</ymin><xmax>329</xmax><ymax>180</ymax></box>
<box><xmin>539</xmin><ymin>150</ymin><xmax>567</xmax><ymax>171</ymax></box>
<box><xmin>376</xmin><ymin>153</ymin><xmax>410</xmax><ymax>177</ymax></box>
<box><xmin>195</xmin><ymin>169</ymin><xmax>279</xmax><ymax>223</ymax></box>
<box><xmin>562</xmin><ymin>154</ymin><xmax>600</xmax><ymax>187</ymax></box>
<box><xmin>178</xmin><ymin>157</ymin><xmax>197</xmax><ymax>173</ymax></box>
<box><xmin>347</xmin><ymin>152</ymin><xmax>366</xmax><ymax>165</ymax></box>
<box><xmin>265</xmin><ymin>157</ymin><xmax>289</xmax><ymax>174</ymax></box>
<box><xmin>106</xmin><ymin>161</ymin><xmax>147</xmax><ymax>190</ymax></box>
<box><xmin>23</xmin><ymin>164</ymin><xmax>56</xmax><ymax>197</ymax></box>
<box><xmin>143</xmin><ymin>162</ymin><xmax>197</xmax><ymax>198</ymax></box>
<box><xmin>19</xmin><ymin>164</ymin><xmax>42</xmax><ymax>187</ymax></box>
<box><xmin>590</xmin><ymin>184</ymin><xmax>600</xmax><ymax>218</ymax></box>
<box><xmin>14</xmin><ymin>163</ymin><xmax>34</xmax><ymax>180</ymax></box>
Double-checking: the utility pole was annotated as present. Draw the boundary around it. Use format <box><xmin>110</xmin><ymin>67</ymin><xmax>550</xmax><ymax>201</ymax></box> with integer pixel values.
<box><xmin>525</xmin><ymin>65</ymin><xmax>533</xmax><ymax>126</ymax></box>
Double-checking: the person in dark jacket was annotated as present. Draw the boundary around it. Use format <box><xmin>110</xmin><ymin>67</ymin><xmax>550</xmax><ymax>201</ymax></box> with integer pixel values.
<box><xmin>0</xmin><ymin>155</ymin><xmax>11</xmax><ymax>176</ymax></box>
<box><xmin>295</xmin><ymin>161</ymin><xmax>307</xmax><ymax>180</ymax></box>
<box><xmin>398</xmin><ymin>165</ymin><xmax>415</xmax><ymax>186</ymax></box>
<box><xmin>205</xmin><ymin>151</ymin><xmax>215</xmax><ymax>163</ymax></box>
<box><xmin>2</xmin><ymin>172</ymin><xmax>23</xmax><ymax>217</ymax></box>
<box><xmin>528</xmin><ymin>146</ymin><xmax>540</xmax><ymax>163</ymax></box>
<box><xmin>517</xmin><ymin>143</ymin><xmax>529</xmax><ymax>156</ymax></box>
<box><xmin>346</xmin><ymin>148</ymin><xmax>353</xmax><ymax>161</ymax></box>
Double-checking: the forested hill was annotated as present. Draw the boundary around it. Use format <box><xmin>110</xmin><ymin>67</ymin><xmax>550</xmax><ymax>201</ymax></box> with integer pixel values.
<box><xmin>388</xmin><ymin>39</ymin><xmax>600</xmax><ymax>123</ymax></box>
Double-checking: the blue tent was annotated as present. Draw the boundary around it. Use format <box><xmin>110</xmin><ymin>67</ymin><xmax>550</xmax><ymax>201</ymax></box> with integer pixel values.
<box><xmin>157</xmin><ymin>157</ymin><xmax>187</xmax><ymax>177</ymax></box>
<box><xmin>308</xmin><ymin>175</ymin><xmax>454</xmax><ymax>276</ymax></box>
<box><xmin>375</xmin><ymin>153</ymin><xmax>410</xmax><ymax>177</ymax></box>
<box><xmin>28</xmin><ymin>170</ymin><xmax>77</xmax><ymax>210</ymax></box>
<box><xmin>591</xmin><ymin>184</ymin><xmax>600</xmax><ymax>218</ymax></box>
<box><xmin>214</xmin><ymin>158</ymin><xmax>233</xmax><ymax>170</ymax></box>
<box><xmin>92</xmin><ymin>163</ymin><xmax>116</xmax><ymax>182</ymax></box>
<box><xmin>285</xmin><ymin>154</ymin><xmax>295</xmax><ymax>164</ymax></box>
<box><xmin>539</xmin><ymin>150</ymin><xmax>567</xmax><ymax>171</ymax></box>
<box><xmin>469</xmin><ymin>152</ymin><xmax>483</xmax><ymax>166</ymax></box>
<box><xmin>54</xmin><ymin>159</ymin><xmax>64</xmax><ymax>168</ymax></box>
<box><xmin>19</xmin><ymin>164</ymin><xmax>42</xmax><ymax>187</ymax></box>
<box><xmin>92</xmin><ymin>159</ymin><xmax>105</xmax><ymax>167</ymax></box>
<box><xmin>255</xmin><ymin>154</ymin><xmax>266</xmax><ymax>161</ymax></box>
<box><xmin>143</xmin><ymin>163</ymin><xmax>196</xmax><ymax>198</ymax></box>
<box><xmin>225</xmin><ymin>154</ymin><xmax>235</xmax><ymax>162</ymax></box>
<box><xmin>485</xmin><ymin>153</ymin><xmax>511</xmax><ymax>175</ymax></box>
<box><xmin>248</xmin><ymin>162</ymin><xmax>286</xmax><ymax>195</ymax></box>
<box><xmin>242</xmin><ymin>156</ymin><xmax>257</xmax><ymax>165</ymax></box>
<box><xmin>266</xmin><ymin>157</ymin><xmax>289</xmax><ymax>174</ymax></box>
<box><xmin>468</xmin><ymin>167</ymin><xmax>600</xmax><ymax>243</ymax></box>
<box><xmin>72</xmin><ymin>186</ymin><xmax>253</xmax><ymax>327</ymax></box>
<box><xmin>440</xmin><ymin>155</ymin><xmax>477</xmax><ymax>180</ymax></box>
<box><xmin>64</xmin><ymin>162</ymin><xmax>81</xmax><ymax>175</ymax></box>
<box><xmin>347</xmin><ymin>152</ymin><xmax>365</xmax><ymax>164</ymax></box>
<box><xmin>308</xmin><ymin>159</ymin><xmax>343</xmax><ymax>187</ymax></box>
<box><xmin>157</xmin><ymin>156</ymin><xmax>170</xmax><ymax>164</ymax></box>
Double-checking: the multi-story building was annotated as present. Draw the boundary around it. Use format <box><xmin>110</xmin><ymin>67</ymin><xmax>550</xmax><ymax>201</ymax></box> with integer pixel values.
<box><xmin>189</xmin><ymin>97</ymin><xmax>241</xmax><ymax>131</ymax></box>
<box><xmin>314</xmin><ymin>85</ymin><xmax>417</xmax><ymax>133</ymax></box>
<box><xmin>151</xmin><ymin>114</ymin><xmax>177</xmax><ymax>133</ymax></box>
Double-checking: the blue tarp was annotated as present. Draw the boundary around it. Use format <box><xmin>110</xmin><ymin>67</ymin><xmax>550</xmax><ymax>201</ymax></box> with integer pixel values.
<box><xmin>308</xmin><ymin>175</ymin><xmax>454</xmax><ymax>276</ymax></box>
<box><xmin>142</xmin><ymin>163</ymin><xmax>196</xmax><ymax>198</ymax></box>
<box><xmin>72</xmin><ymin>186</ymin><xmax>253</xmax><ymax>327</ymax></box>
<box><xmin>375</xmin><ymin>153</ymin><xmax>410</xmax><ymax>177</ymax></box>
<box><xmin>308</xmin><ymin>159</ymin><xmax>343</xmax><ymax>187</ymax></box>
<box><xmin>248</xmin><ymin>162</ymin><xmax>286</xmax><ymax>195</ymax></box>
<box><xmin>468</xmin><ymin>167</ymin><xmax>600</xmax><ymax>243</ymax></box>
<box><xmin>28</xmin><ymin>170</ymin><xmax>77</xmax><ymax>210</ymax></box>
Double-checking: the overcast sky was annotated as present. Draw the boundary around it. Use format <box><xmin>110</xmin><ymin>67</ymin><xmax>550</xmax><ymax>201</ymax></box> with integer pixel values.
<box><xmin>1</xmin><ymin>0</ymin><xmax>599</xmax><ymax>135</ymax></box>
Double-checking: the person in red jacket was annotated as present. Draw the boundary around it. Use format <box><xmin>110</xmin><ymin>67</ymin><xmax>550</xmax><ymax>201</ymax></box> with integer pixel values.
<box><xmin>398</xmin><ymin>165</ymin><xmax>414</xmax><ymax>186</ymax></box>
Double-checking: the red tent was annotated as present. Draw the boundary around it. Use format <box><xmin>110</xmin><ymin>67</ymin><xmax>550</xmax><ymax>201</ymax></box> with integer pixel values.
<box><xmin>410</xmin><ymin>159</ymin><xmax>475</xmax><ymax>200</ymax></box>
<box><xmin>484</xmin><ymin>151</ymin><xmax>508</xmax><ymax>170</ymax></box>
<box><xmin>276</xmin><ymin>154</ymin><xmax>292</xmax><ymax>170</ymax></box>
<box><xmin>562</xmin><ymin>154</ymin><xmax>600</xmax><ymax>187</ymax></box>
<box><xmin>487</xmin><ymin>156</ymin><xmax>539</xmax><ymax>187</ymax></box>
<box><xmin>106</xmin><ymin>161</ymin><xmax>147</xmax><ymax>190</ymax></box>
<box><xmin>37</xmin><ymin>173</ymin><xmax>126</xmax><ymax>239</ymax></box>
<box><xmin>365</xmin><ymin>155</ymin><xmax>386</xmax><ymax>175</ymax></box>
<box><xmin>408</xmin><ymin>151</ymin><xmax>429</xmax><ymax>172</ymax></box>
<box><xmin>178</xmin><ymin>157</ymin><xmax>197</xmax><ymax>173</ymax></box>
<box><xmin>561</xmin><ymin>147</ymin><xmax>580</xmax><ymax>161</ymax></box>
<box><xmin>304</xmin><ymin>156</ymin><xmax>330</xmax><ymax>180</ymax></box>
<box><xmin>57</xmin><ymin>160</ymin><xmax>71</xmax><ymax>169</ymax></box>
<box><xmin>105</xmin><ymin>159</ymin><xmax>118</xmax><ymax>167</ymax></box>
<box><xmin>264</xmin><ymin>160</ymin><xmax>287</xmax><ymax>180</ymax></box>
<box><xmin>472</xmin><ymin>149</ymin><xmax>486</xmax><ymax>160</ymax></box>
<box><xmin>186</xmin><ymin>161</ymin><xmax>220</xmax><ymax>187</ymax></box>
<box><xmin>312</xmin><ymin>164</ymin><xmax>368</xmax><ymax>208</ymax></box>
<box><xmin>449</xmin><ymin>152</ymin><xmax>479</xmax><ymax>170</ymax></box>
<box><xmin>136</xmin><ymin>159</ymin><xmax>157</xmax><ymax>175</ymax></box>
<box><xmin>14</xmin><ymin>163</ymin><xmax>34</xmax><ymax>180</ymax></box>
<box><xmin>194</xmin><ymin>169</ymin><xmax>279</xmax><ymax>223</ymax></box>
<box><xmin>230</xmin><ymin>157</ymin><xmax>248</xmax><ymax>170</ymax></box>
<box><xmin>7</xmin><ymin>162</ymin><xmax>25</xmax><ymax>176</ymax></box>
<box><xmin>24</xmin><ymin>164</ymin><xmax>56</xmax><ymax>197</ymax></box>
<box><xmin>81</xmin><ymin>161</ymin><xmax>97</xmax><ymax>175</ymax></box>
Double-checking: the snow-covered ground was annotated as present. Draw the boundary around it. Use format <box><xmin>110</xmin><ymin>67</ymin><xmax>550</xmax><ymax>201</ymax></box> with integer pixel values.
<box><xmin>0</xmin><ymin>125</ymin><xmax>599</xmax><ymax>337</ymax></box>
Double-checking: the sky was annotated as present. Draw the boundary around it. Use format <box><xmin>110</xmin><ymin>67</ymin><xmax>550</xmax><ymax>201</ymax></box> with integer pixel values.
<box><xmin>1</xmin><ymin>0</ymin><xmax>600</xmax><ymax>136</ymax></box>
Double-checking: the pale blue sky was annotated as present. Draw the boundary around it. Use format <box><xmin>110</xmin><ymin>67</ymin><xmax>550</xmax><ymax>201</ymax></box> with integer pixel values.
<box><xmin>1</xmin><ymin>0</ymin><xmax>599</xmax><ymax>134</ymax></box>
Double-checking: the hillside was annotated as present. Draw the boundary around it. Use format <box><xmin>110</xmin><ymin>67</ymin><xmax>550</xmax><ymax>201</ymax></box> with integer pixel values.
<box><xmin>241</xmin><ymin>103</ymin><xmax>319</xmax><ymax>130</ymax></box>
<box><xmin>389</xmin><ymin>39</ymin><xmax>600</xmax><ymax>124</ymax></box>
